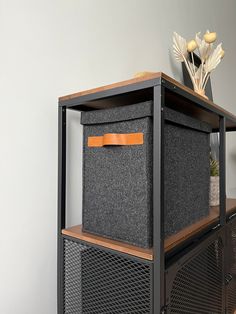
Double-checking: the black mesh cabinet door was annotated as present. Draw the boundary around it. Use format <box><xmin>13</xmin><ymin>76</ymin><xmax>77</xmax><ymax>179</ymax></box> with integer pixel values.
<box><xmin>63</xmin><ymin>238</ymin><xmax>153</xmax><ymax>314</ymax></box>
<box><xmin>165</xmin><ymin>233</ymin><xmax>224</xmax><ymax>314</ymax></box>
<box><xmin>226</xmin><ymin>218</ymin><xmax>236</xmax><ymax>314</ymax></box>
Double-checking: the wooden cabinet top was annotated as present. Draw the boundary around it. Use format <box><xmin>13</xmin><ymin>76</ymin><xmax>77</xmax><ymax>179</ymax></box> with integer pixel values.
<box><xmin>59</xmin><ymin>72</ymin><xmax>236</xmax><ymax>131</ymax></box>
<box><xmin>62</xmin><ymin>199</ymin><xmax>236</xmax><ymax>261</ymax></box>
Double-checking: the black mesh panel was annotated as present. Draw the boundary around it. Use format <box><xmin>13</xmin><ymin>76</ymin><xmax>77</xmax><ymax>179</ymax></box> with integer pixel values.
<box><xmin>63</xmin><ymin>239</ymin><xmax>152</xmax><ymax>314</ymax></box>
<box><xmin>227</xmin><ymin>220</ymin><xmax>236</xmax><ymax>314</ymax></box>
<box><xmin>169</xmin><ymin>238</ymin><xmax>224</xmax><ymax>314</ymax></box>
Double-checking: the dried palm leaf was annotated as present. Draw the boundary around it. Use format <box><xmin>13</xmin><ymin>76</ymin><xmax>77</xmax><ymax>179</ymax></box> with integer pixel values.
<box><xmin>195</xmin><ymin>32</ymin><xmax>212</xmax><ymax>60</ymax></box>
<box><xmin>204</xmin><ymin>43</ymin><xmax>223</xmax><ymax>73</ymax></box>
<box><xmin>173</xmin><ymin>32</ymin><xmax>188</xmax><ymax>62</ymax></box>
<box><xmin>195</xmin><ymin>64</ymin><xmax>203</xmax><ymax>80</ymax></box>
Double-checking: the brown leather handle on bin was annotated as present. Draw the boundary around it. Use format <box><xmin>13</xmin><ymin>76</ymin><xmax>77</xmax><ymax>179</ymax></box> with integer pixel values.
<box><xmin>88</xmin><ymin>133</ymin><xmax>144</xmax><ymax>147</ymax></box>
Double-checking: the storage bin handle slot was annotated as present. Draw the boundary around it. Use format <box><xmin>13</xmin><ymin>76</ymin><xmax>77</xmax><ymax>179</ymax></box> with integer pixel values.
<box><xmin>88</xmin><ymin>133</ymin><xmax>144</xmax><ymax>147</ymax></box>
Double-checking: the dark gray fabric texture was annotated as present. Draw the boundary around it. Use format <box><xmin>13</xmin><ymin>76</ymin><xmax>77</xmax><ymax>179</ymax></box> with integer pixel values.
<box><xmin>164</xmin><ymin>106</ymin><xmax>212</xmax><ymax>133</ymax></box>
<box><xmin>82</xmin><ymin>117</ymin><xmax>153</xmax><ymax>248</ymax></box>
<box><xmin>81</xmin><ymin>101</ymin><xmax>211</xmax><ymax>248</ymax></box>
<box><xmin>164</xmin><ymin>122</ymin><xmax>210</xmax><ymax>237</ymax></box>
<box><xmin>81</xmin><ymin>101</ymin><xmax>153</xmax><ymax>125</ymax></box>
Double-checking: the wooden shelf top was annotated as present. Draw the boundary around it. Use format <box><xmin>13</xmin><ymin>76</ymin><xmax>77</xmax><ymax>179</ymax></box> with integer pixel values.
<box><xmin>62</xmin><ymin>225</ymin><xmax>153</xmax><ymax>261</ymax></box>
<box><xmin>59</xmin><ymin>72</ymin><xmax>236</xmax><ymax>131</ymax></box>
<box><xmin>59</xmin><ymin>72</ymin><xmax>162</xmax><ymax>102</ymax></box>
<box><xmin>165</xmin><ymin>198</ymin><xmax>236</xmax><ymax>252</ymax></box>
<box><xmin>62</xmin><ymin>199</ymin><xmax>236</xmax><ymax>261</ymax></box>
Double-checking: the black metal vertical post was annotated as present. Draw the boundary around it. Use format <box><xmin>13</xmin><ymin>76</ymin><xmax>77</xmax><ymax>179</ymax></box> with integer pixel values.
<box><xmin>153</xmin><ymin>84</ymin><xmax>165</xmax><ymax>313</ymax></box>
<box><xmin>219</xmin><ymin>116</ymin><xmax>226</xmax><ymax>226</ymax></box>
<box><xmin>58</xmin><ymin>105</ymin><xmax>67</xmax><ymax>314</ymax></box>
<box><xmin>219</xmin><ymin>116</ymin><xmax>226</xmax><ymax>312</ymax></box>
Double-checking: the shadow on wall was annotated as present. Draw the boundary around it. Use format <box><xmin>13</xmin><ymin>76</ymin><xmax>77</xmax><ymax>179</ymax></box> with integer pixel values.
<box><xmin>66</xmin><ymin>110</ymin><xmax>83</xmax><ymax>228</ymax></box>
<box><xmin>168</xmin><ymin>47</ymin><xmax>183</xmax><ymax>83</ymax></box>
<box><xmin>230</xmin><ymin>151</ymin><xmax>236</xmax><ymax>196</ymax></box>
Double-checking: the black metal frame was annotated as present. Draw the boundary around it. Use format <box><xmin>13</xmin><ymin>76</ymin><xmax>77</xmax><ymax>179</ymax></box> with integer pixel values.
<box><xmin>153</xmin><ymin>85</ymin><xmax>166</xmax><ymax>313</ymax></box>
<box><xmin>58</xmin><ymin>106</ymin><xmax>66</xmax><ymax>314</ymax></box>
<box><xmin>58</xmin><ymin>76</ymin><xmax>236</xmax><ymax>313</ymax></box>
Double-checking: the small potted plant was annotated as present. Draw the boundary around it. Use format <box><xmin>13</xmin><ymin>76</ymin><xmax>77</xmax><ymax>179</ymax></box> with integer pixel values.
<box><xmin>210</xmin><ymin>156</ymin><xmax>219</xmax><ymax>206</ymax></box>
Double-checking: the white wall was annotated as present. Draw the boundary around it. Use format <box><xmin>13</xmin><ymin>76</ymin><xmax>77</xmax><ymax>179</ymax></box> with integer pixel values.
<box><xmin>156</xmin><ymin>0</ymin><xmax>236</xmax><ymax>197</ymax></box>
<box><xmin>0</xmin><ymin>1</ymin><xmax>235</xmax><ymax>313</ymax></box>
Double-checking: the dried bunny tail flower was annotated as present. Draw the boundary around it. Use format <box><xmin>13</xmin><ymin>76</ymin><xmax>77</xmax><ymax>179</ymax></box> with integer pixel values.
<box><xmin>173</xmin><ymin>32</ymin><xmax>188</xmax><ymax>62</ymax></box>
<box><xmin>187</xmin><ymin>40</ymin><xmax>198</xmax><ymax>52</ymax></box>
<box><xmin>204</xmin><ymin>31</ymin><xmax>217</xmax><ymax>43</ymax></box>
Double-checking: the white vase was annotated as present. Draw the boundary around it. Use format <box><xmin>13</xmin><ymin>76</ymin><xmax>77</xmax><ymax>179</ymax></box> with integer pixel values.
<box><xmin>210</xmin><ymin>176</ymin><xmax>220</xmax><ymax>206</ymax></box>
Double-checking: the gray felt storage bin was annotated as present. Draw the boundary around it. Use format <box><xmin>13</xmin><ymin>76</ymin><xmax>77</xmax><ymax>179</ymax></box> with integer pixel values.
<box><xmin>81</xmin><ymin>101</ymin><xmax>211</xmax><ymax>248</ymax></box>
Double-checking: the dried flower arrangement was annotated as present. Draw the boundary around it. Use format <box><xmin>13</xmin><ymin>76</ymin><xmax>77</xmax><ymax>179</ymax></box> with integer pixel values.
<box><xmin>173</xmin><ymin>31</ymin><xmax>225</xmax><ymax>98</ymax></box>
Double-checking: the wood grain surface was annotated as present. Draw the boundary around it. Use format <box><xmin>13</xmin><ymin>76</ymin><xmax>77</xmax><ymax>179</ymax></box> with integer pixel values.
<box><xmin>62</xmin><ymin>199</ymin><xmax>236</xmax><ymax>260</ymax></box>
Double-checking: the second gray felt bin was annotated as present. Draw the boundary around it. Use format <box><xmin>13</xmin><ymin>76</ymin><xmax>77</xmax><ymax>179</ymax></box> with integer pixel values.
<box><xmin>81</xmin><ymin>101</ymin><xmax>211</xmax><ymax>248</ymax></box>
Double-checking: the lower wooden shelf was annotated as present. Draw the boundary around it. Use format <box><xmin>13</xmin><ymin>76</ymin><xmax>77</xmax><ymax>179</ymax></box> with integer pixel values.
<box><xmin>62</xmin><ymin>224</ymin><xmax>153</xmax><ymax>261</ymax></box>
<box><xmin>62</xmin><ymin>198</ymin><xmax>236</xmax><ymax>261</ymax></box>
<box><xmin>165</xmin><ymin>198</ymin><xmax>236</xmax><ymax>252</ymax></box>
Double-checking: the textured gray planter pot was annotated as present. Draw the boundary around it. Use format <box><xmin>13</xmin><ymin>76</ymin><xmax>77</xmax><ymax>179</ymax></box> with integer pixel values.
<box><xmin>210</xmin><ymin>176</ymin><xmax>220</xmax><ymax>206</ymax></box>
<box><xmin>81</xmin><ymin>101</ymin><xmax>211</xmax><ymax>248</ymax></box>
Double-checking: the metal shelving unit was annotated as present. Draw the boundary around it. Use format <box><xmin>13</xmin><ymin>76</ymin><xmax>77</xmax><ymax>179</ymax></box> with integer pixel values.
<box><xmin>58</xmin><ymin>72</ymin><xmax>236</xmax><ymax>313</ymax></box>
